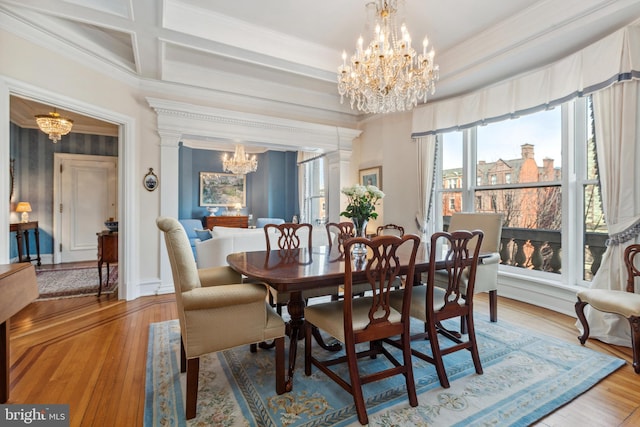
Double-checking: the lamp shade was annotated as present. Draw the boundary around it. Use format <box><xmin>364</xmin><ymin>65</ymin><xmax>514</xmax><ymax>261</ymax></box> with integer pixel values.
<box><xmin>16</xmin><ymin>201</ymin><xmax>32</xmax><ymax>223</ymax></box>
<box><xmin>16</xmin><ymin>202</ymin><xmax>32</xmax><ymax>213</ymax></box>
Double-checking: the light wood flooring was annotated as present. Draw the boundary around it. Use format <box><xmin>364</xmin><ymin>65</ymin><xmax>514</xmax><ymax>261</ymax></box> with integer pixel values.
<box><xmin>6</xmin><ymin>292</ymin><xmax>640</xmax><ymax>427</ymax></box>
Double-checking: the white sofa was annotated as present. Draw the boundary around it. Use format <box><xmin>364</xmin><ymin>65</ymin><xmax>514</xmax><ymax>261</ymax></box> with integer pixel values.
<box><xmin>195</xmin><ymin>226</ymin><xmax>331</xmax><ymax>269</ymax></box>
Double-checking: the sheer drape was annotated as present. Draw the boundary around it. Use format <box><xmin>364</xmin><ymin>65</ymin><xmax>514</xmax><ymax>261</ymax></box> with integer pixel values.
<box><xmin>414</xmin><ymin>135</ymin><xmax>437</xmax><ymax>239</ymax></box>
<box><xmin>585</xmin><ymin>80</ymin><xmax>640</xmax><ymax>346</ymax></box>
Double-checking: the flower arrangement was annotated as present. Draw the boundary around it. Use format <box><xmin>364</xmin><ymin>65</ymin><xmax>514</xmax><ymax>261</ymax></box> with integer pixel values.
<box><xmin>340</xmin><ymin>184</ymin><xmax>385</xmax><ymax>223</ymax></box>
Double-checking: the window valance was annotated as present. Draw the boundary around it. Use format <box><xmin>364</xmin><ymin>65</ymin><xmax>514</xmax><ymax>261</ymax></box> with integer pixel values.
<box><xmin>411</xmin><ymin>24</ymin><xmax>640</xmax><ymax>137</ymax></box>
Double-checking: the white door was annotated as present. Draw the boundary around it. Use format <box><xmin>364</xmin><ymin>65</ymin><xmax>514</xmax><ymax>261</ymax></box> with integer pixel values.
<box><xmin>54</xmin><ymin>154</ymin><xmax>118</xmax><ymax>263</ymax></box>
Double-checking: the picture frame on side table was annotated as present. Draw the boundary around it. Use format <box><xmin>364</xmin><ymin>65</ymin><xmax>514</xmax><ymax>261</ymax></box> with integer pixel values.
<box><xmin>359</xmin><ymin>166</ymin><xmax>382</xmax><ymax>190</ymax></box>
<box><xmin>199</xmin><ymin>172</ymin><xmax>246</xmax><ymax>207</ymax></box>
<box><xmin>143</xmin><ymin>168</ymin><xmax>158</xmax><ymax>191</ymax></box>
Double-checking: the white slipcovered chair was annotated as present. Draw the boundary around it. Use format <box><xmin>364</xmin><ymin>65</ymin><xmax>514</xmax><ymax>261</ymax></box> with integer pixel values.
<box><xmin>156</xmin><ymin>216</ymin><xmax>286</xmax><ymax>419</ymax></box>
<box><xmin>436</xmin><ymin>212</ymin><xmax>503</xmax><ymax>323</ymax></box>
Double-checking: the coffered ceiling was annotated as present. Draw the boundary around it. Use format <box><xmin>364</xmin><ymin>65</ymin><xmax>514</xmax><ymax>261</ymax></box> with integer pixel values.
<box><xmin>3</xmin><ymin>0</ymin><xmax>640</xmax><ymax>131</ymax></box>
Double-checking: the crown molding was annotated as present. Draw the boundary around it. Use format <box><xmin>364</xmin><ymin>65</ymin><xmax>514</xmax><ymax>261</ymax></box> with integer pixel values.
<box><xmin>147</xmin><ymin>97</ymin><xmax>362</xmax><ymax>152</ymax></box>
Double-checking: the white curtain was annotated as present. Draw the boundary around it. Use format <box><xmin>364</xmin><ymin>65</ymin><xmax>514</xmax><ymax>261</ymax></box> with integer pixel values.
<box><xmin>585</xmin><ymin>79</ymin><xmax>640</xmax><ymax>346</ymax></box>
<box><xmin>411</xmin><ymin>24</ymin><xmax>640</xmax><ymax>137</ymax></box>
<box><xmin>414</xmin><ymin>135</ymin><xmax>437</xmax><ymax>240</ymax></box>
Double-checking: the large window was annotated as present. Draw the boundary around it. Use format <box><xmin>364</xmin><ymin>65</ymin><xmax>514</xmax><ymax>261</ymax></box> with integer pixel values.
<box><xmin>435</xmin><ymin>97</ymin><xmax>607</xmax><ymax>285</ymax></box>
<box><xmin>300</xmin><ymin>155</ymin><xmax>326</xmax><ymax>225</ymax></box>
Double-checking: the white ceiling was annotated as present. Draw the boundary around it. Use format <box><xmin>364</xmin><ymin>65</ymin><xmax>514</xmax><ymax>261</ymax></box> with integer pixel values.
<box><xmin>3</xmin><ymin>0</ymin><xmax>640</xmax><ymax>131</ymax></box>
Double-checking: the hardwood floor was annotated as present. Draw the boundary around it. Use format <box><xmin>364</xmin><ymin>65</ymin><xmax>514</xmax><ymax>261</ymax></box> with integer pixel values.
<box><xmin>6</xmin><ymin>293</ymin><xmax>639</xmax><ymax>426</ymax></box>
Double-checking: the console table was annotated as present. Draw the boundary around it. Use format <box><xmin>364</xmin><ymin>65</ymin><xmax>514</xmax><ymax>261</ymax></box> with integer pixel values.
<box><xmin>97</xmin><ymin>231</ymin><xmax>118</xmax><ymax>297</ymax></box>
<box><xmin>0</xmin><ymin>263</ymin><xmax>38</xmax><ymax>403</ymax></box>
<box><xmin>9</xmin><ymin>221</ymin><xmax>42</xmax><ymax>266</ymax></box>
<box><xmin>205</xmin><ymin>215</ymin><xmax>249</xmax><ymax>229</ymax></box>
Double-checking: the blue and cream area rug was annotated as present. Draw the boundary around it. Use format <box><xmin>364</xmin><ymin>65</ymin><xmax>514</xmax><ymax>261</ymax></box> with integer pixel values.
<box><xmin>144</xmin><ymin>316</ymin><xmax>624</xmax><ymax>426</ymax></box>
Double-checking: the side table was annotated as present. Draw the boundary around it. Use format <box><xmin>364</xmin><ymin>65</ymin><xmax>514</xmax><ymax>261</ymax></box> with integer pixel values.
<box><xmin>97</xmin><ymin>231</ymin><xmax>118</xmax><ymax>297</ymax></box>
<box><xmin>9</xmin><ymin>221</ymin><xmax>42</xmax><ymax>266</ymax></box>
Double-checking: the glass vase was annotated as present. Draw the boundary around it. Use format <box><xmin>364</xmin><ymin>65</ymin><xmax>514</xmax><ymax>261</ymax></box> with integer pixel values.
<box><xmin>351</xmin><ymin>218</ymin><xmax>368</xmax><ymax>256</ymax></box>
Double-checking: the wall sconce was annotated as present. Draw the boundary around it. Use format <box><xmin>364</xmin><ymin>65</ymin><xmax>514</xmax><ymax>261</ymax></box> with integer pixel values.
<box><xmin>16</xmin><ymin>202</ymin><xmax>32</xmax><ymax>223</ymax></box>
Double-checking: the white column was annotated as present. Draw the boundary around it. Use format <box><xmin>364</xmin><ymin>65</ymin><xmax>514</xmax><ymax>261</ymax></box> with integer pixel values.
<box><xmin>326</xmin><ymin>149</ymin><xmax>352</xmax><ymax>223</ymax></box>
<box><xmin>158</xmin><ymin>131</ymin><xmax>182</xmax><ymax>293</ymax></box>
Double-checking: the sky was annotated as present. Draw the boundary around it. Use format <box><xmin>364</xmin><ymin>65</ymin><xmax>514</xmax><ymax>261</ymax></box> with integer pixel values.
<box><xmin>442</xmin><ymin>108</ymin><xmax>563</xmax><ymax>170</ymax></box>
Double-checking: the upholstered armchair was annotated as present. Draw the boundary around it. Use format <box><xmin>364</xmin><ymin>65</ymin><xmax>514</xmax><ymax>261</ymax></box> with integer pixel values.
<box><xmin>156</xmin><ymin>216</ymin><xmax>286</xmax><ymax>419</ymax></box>
<box><xmin>435</xmin><ymin>212</ymin><xmax>503</xmax><ymax>323</ymax></box>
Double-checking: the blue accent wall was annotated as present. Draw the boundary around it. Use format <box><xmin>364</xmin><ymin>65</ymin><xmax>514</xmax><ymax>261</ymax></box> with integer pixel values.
<box><xmin>9</xmin><ymin>123</ymin><xmax>118</xmax><ymax>259</ymax></box>
<box><xmin>178</xmin><ymin>145</ymin><xmax>298</xmax><ymax>224</ymax></box>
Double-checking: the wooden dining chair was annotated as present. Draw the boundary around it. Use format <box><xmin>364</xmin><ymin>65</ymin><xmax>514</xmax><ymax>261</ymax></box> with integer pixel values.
<box><xmin>575</xmin><ymin>243</ymin><xmax>640</xmax><ymax>373</ymax></box>
<box><xmin>304</xmin><ymin>234</ymin><xmax>420</xmax><ymax>425</ymax></box>
<box><xmin>326</xmin><ymin>221</ymin><xmax>355</xmax><ymax>255</ymax></box>
<box><xmin>326</xmin><ymin>221</ymin><xmax>369</xmax><ymax>299</ymax></box>
<box><xmin>390</xmin><ymin>229</ymin><xmax>484</xmax><ymax>388</ymax></box>
<box><xmin>264</xmin><ymin>223</ymin><xmax>337</xmax><ymax>314</ymax></box>
<box><xmin>376</xmin><ymin>223</ymin><xmax>405</xmax><ymax>237</ymax></box>
<box><xmin>376</xmin><ymin>224</ymin><xmax>406</xmax><ymax>289</ymax></box>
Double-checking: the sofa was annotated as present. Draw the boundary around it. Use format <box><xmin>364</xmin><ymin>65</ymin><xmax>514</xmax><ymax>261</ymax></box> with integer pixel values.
<box><xmin>178</xmin><ymin>218</ymin><xmax>205</xmax><ymax>257</ymax></box>
<box><xmin>256</xmin><ymin>217</ymin><xmax>285</xmax><ymax>228</ymax></box>
<box><xmin>195</xmin><ymin>225</ymin><xmax>332</xmax><ymax>269</ymax></box>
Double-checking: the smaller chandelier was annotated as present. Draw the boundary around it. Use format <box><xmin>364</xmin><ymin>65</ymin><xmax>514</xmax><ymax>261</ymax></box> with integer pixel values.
<box><xmin>338</xmin><ymin>0</ymin><xmax>439</xmax><ymax>114</ymax></box>
<box><xmin>35</xmin><ymin>109</ymin><xmax>74</xmax><ymax>143</ymax></box>
<box><xmin>222</xmin><ymin>145</ymin><xmax>258</xmax><ymax>175</ymax></box>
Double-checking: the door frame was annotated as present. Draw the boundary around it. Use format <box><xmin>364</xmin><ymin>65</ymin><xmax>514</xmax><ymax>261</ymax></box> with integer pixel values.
<box><xmin>53</xmin><ymin>153</ymin><xmax>118</xmax><ymax>264</ymax></box>
<box><xmin>1</xmin><ymin>77</ymin><xmax>138</xmax><ymax>300</ymax></box>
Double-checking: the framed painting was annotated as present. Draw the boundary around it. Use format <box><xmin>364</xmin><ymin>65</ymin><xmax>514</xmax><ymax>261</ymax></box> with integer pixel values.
<box><xmin>199</xmin><ymin>172</ymin><xmax>246</xmax><ymax>207</ymax></box>
<box><xmin>359</xmin><ymin>166</ymin><xmax>382</xmax><ymax>190</ymax></box>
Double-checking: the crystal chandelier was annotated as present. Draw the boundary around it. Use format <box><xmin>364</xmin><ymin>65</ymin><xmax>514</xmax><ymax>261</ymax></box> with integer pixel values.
<box><xmin>337</xmin><ymin>0</ymin><xmax>439</xmax><ymax>114</ymax></box>
<box><xmin>222</xmin><ymin>145</ymin><xmax>258</xmax><ymax>175</ymax></box>
<box><xmin>35</xmin><ymin>109</ymin><xmax>74</xmax><ymax>143</ymax></box>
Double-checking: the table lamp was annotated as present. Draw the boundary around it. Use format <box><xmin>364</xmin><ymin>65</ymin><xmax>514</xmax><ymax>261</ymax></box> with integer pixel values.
<box><xmin>16</xmin><ymin>202</ymin><xmax>32</xmax><ymax>223</ymax></box>
<box><xmin>234</xmin><ymin>202</ymin><xmax>242</xmax><ymax>215</ymax></box>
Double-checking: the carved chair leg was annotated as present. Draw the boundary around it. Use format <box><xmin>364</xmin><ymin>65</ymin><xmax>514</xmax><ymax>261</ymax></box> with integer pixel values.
<box><xmin>186</xmin><ymin>357</ymin><xmax>200</xmax><ymax>419</ymax></box>
<box><xmin>575</xmin><ymin>299</ymin><xmax>590</xmax><ymax>345</ymax></box>
<box><xmin>489</xmin><ymin>289</ymin><xmax>498</xmax><ymax>322</ymax></box>
<box><xmin>629</xmin><ymin>315</ymin><xmax>640</xmax><ymax>374</ymax></box>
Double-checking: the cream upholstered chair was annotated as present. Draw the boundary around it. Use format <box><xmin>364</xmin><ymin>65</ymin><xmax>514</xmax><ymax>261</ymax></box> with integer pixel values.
<box><xmin>436</xmin><ymin>212</ymin><xmax>503</xmax><ymax>323</ymax></box>
<box><xmin>575</xmin><ymin>243</ymin><xmax>640</xmax><ymax>373</ymax></box>
<box><xmin>304</xmin><ymin>234</ymin><xmax>420</xmax><ymax>425</ymax></box>
<box><xmin>156</xmin><ymin>217</ymin><xmax>286</xmax><ymax>419</ymax></box>
<box><xmin>390</xmin><ymin>230</ymin><xmax>485</xmax><ymax>388</ymax></box>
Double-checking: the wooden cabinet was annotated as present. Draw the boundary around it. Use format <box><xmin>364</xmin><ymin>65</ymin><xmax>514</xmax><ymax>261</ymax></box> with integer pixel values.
<box><xmin>205</xmin><ymin>215</ymin><xmax>249</xmax><ymax>229</ymax></box>
<box><xmin>0</xmin><ymin>263</ymin><xmax>38</xmax><ymax>402</ymax></box>
<box><xmin>97</xmin><ymin>231</ymin><xmax>118</xmax><ymax>297</ymax></box>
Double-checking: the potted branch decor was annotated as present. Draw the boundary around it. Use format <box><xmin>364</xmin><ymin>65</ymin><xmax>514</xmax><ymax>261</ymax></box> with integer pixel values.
<box><xmin>340</xmin><ymin>184</ymin><xmax>385</xmax><ymax>255</ymax></box>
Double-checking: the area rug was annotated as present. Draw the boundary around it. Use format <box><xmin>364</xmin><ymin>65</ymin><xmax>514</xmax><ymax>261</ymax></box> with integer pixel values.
<box><xmin>144</xmin><ymin>316</ymin><xmax>624</xmax><ymax>427</ymax></box>
<box><xmin>36</xmin><ymin>266</ymin><xmax>118</xmax><ymax>299</ymax></box>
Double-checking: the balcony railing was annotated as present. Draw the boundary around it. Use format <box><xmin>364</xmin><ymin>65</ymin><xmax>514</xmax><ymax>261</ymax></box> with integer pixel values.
<box><xmin>499</xmin><ymin>228</ymin><xmax>608</xmax><ymax>280</ymax></box>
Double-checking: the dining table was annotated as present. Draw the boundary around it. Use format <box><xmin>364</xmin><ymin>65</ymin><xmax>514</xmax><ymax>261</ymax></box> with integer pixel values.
<box><xmin>226</xmin><ymin>240</ymin><xmax>440</xmax><ymax>392</ymax></box>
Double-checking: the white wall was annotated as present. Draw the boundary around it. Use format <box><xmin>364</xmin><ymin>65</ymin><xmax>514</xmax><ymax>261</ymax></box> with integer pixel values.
<box><xmin>356</xmin><ymin>113</ymin><xmax>420</xmax><ymax>236</ymax></box>
<box><xmin>0</xmin><ymin>29</ymin><xmax>160</xmax><ymax>299</ymax></box>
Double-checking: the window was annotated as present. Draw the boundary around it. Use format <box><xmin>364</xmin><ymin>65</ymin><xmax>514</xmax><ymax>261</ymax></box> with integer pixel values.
<box><xmin>301</xmin><ymin>156</ymin><xmax>326</xmax><ymax>225</ymax></box>
<box><xmin>435</xmin><ymin>98</ymin><xmax>607</xmax><ymax>286</ymax></box>
<box><xmin>440</xmin><ymin>131</ymin><xmax>463</xmax><ymax>218</ymax></box>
